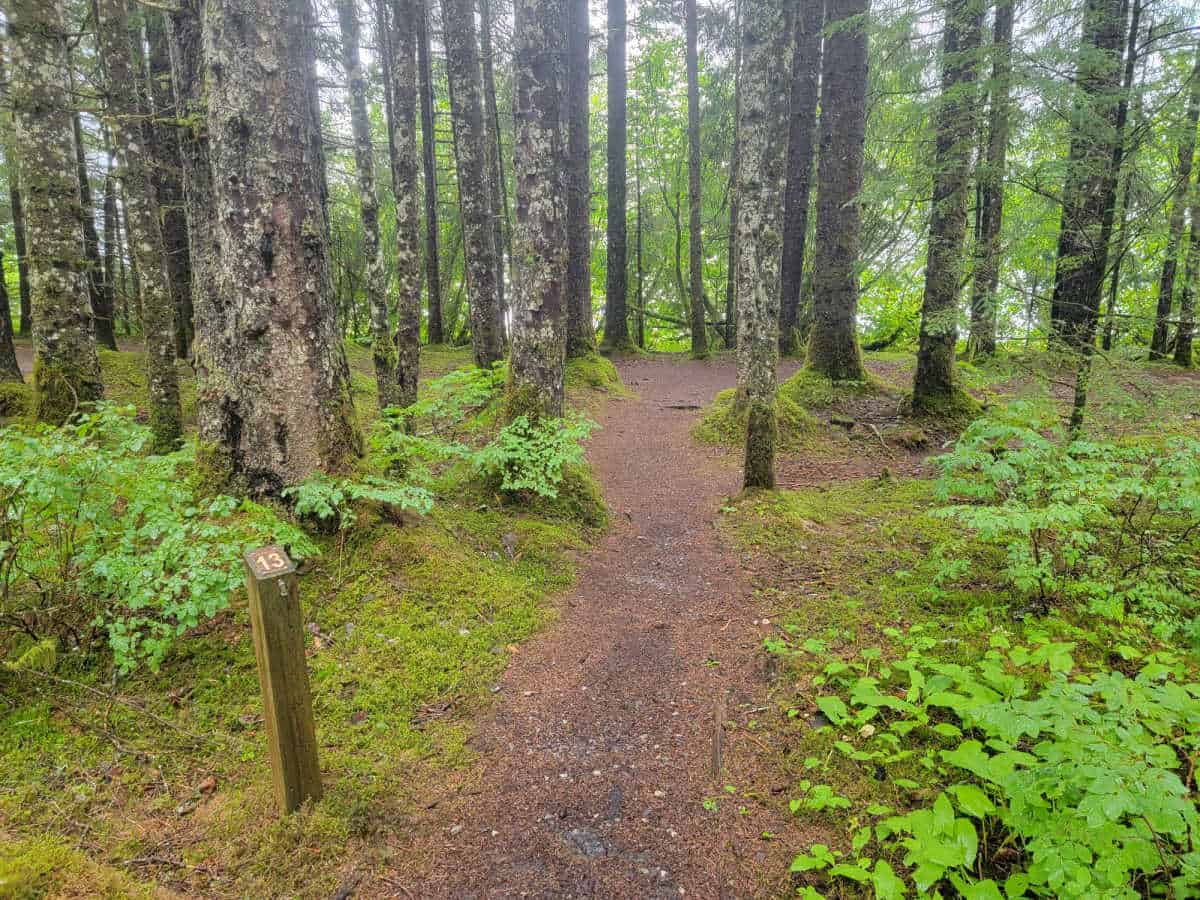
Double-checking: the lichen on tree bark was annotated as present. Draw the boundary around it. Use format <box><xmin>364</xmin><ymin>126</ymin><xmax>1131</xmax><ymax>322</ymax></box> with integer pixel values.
<box><xmin>8</xmin><ymin>0</ymin><xmax>103</xmax><ymax>424</ymax></box>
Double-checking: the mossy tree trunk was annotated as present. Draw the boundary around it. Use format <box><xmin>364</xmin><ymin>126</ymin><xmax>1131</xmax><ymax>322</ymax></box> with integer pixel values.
<box><xmin>336</xmin><ymin>0</ymin><xmax>398</xmax><ymax>408</ymax></box>
<box><xmin>71</xmin><ymin>109</ymin><xmax>109</xmax><ymax>353</ymax></box>
<box><xmin>444</xmin><ymin>0</ymin><xmax>504</xmax><ymax>367</ymax></box>
<box><xmin>416</xmin><ymin>0</ymin><xmax>444</xmax><ymax>345</ymax></box>
<box><xmin>965</xmin><ymin>0</ymin><xmax>1015</xmax><ymax>359</ymax></box>
<box><xmin>1151</xmin><ymin>46</ymin><xmax>1200</xmax><ymax>359</ymax></box>
<box><xmin>101</xmin><ymin>167</ymin><xmax>119</xmax><ymax>347</ymax></box>
<box><xmin>381</xmin><ymin>0</ymin><xmax>422</xmax><ymax>406</ymax></box>
<box><xmin>0</xmin><ymin>251</ymin><xmax>22</xmax><ymax>381</ymax></box>
<box><xmin>723</xmin><ymin>0</ymin><xmax>742</xmax><ymax>350</ymax></box>
<box><xmin>778</xmin><ymin>0</ymin><xmax>822</xmax><ymax>357</ymax></box>
<box><xmin>735</xmin><ymin>0</ymin><xmax>791</xmax><ymax>490</ymax></box>
<box><xmin>911</xmin><ymin>0</ymin><xmax>983</xmax><ymax>414</ymax></box>
<box><xmin>8</xmin><ymin>0</ymin><xmax>103</xmax><ymax>424</ymax></box>
<box><xmin>200</xmin><ymin>0</ymin><xmax>361</xmax><ymax>493</ymax></box>
<box><xmin>97</xmin><ymin>0</ymin><xmax>184</xmax><ymax>452</ymax></box>
<box><xmin>145</xmin><ymin>13</ymin><xmax>195</xmax><ymax>362</ymax></box>
<box><xmin>479</xmin><ymin>0</ymin><xmax>510</xmax><ymax>340</ymax></box>
<box><xmin>0</xmin><ymin>48</ymin><xmax>33</xmax><ymax>339</ymax></box>
<box><xmin>602</xmin><ymin>0</ymin><xmax>631</xmax><ymax>350</ymax></box>
<box><xmin>1176</xmin><ymin>147</ymin><xmax>1200</xmax><ymax>368</ymax></box>
<box><xmin>805</xmin><ymin>0</ymin><xmax>869</xmax><ymax>382</ymax></box>
<box><xmin>684</xmin><ymin>0</ymin><xmax>709</xmax><ymax>359</ymax></box>
<box><xmin>1049</xmin><ymin>0</ymin><xmax>1126</xmax><ymax>352</ymax></box>
<box><xmin>565</xmin><ymin>0</ymin><xmax>594</xmax><ymax>356</ymax></box>
<box><xmin>508</xmin><ymin>0</ymin><xmax>568</xmax><ymax>419</ymax></box>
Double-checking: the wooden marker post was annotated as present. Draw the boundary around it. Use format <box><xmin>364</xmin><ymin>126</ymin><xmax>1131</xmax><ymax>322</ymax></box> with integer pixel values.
<box><xmin>244</xmin><ymin>545</ymin><xmax>323</xmax><ymax>814</ymax></box>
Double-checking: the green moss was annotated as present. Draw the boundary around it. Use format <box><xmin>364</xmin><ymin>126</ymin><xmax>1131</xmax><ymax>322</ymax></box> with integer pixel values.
<box><xmin>902</xmin><ymin>385</ymin><xmax>983</xmax><ymax>422</ymax></box>
<box><xmin>693</xmin><ymin>387</ymin><xmax>818</xmax><ymax>452</ymax></box>
<box><xmin>0</xmin><ymin>835</ymin><xmax>156</xmax><ymax>899</ymax></box>
<box><xmin>31</xmin><ymin>357</ymin><xmax>103</xmax><ymax>425</ymax></box>
<box><xmin>598</xmin><ymin>336</ymin><xmax>643</xmax><ymax>356</ymax></box>
<box><xmin>0</xmin><ymin>381</ymin><xmax>30</xmax><ymax>419</ymax></box>
<box><xmin>780</xmin><ymin>367</ymin><xmax>896</xmax><ymax>410</ymax></box>
<box><xmin>743</xmin><ymin>401</ymin><xmax>777</xmax><ymax>488</ymax></box>
<box><xmin>97</xmin><ymin>349</ymin><xmax>198</xmax><ymax>427</ymax></box>
<box><xmin>564</xmin><ymin>352</ymin><xmax>626</xmax><ymax>394</ymax></box>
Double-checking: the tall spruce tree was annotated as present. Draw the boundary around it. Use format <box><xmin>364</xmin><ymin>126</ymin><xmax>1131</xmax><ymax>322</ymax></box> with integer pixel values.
<box><xmin>684</xmin><ymin>0</ymin><xmax>709</xmax><ymax>358</ymax></box>
<box><xmin>416</xmin><ymin>0</ymin><xmax>444</xmax><ymax>344</ymax></box>
<box><xmin>603</xmin><ymin>0</ymin><xmax>631</xmax><ymax>349</ymax></box>
<box><xmin>566</xmin><ymin>0</ymin><xmax>594</xmax><ymax>356</ymax></box>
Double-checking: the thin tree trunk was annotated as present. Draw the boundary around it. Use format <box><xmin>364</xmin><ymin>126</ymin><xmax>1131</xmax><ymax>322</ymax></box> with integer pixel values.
<box><xmin>71</xmin><ymin>109</ymin><xmax>109</xmax><ymax>352</ymax></box>
<box><xmin>383</xmin><ymin>0</ymin><xmax>423</xmax><ymax>405</ymax></box>
<box><xmin>1151</xmin><ymin>45</ymin><xmax>1200</xmax><ymax>358</ymax></box>
<box><xmin>8</xmin><ymin>0</ymin><xmax>103</xmax><ymax>424</ymax></box>
<box><xmin>0</xmin><ymin>48</ymin><xmax>32</xmax><ymax>338</ymax></box>
<box><xmin>416</xmin><ymin>0</ymin><xmax>444</xmax><ymax>343</ymax></box>
<box><xmin>724</xmin><ymin>0</ymin><xmax>742</xmax><ymax>350</ymax></box>
<box><xmin>337</xmin><ymin>0</ymin><xmax>397</xmax><ymax>407</ymax></box>
<box><xmin>778</xmin><ymin>0</ymin><xmax>822</xmax><ymax>356</ymax></box>
<box><xmin>635</xmin><ymin>140</ymin><xmax>645</xmax><ymax>348</ymax></box>
<box><xmin>1175</xmin><ymin>191</ymin><xmax>1200</xmax><ymax>368</ymax></box>
<box><xmin>444</xmin><ymin>0</ymin><xmax>503</xmax><ymax>367</ymax></box>
<box><xmin>966</xmin><ymin>0</ymin><xmax>1016</xmax><ymax>358</ymax></box>
<box><xmin>479</xmin><ymin>0</ymin><xmax>509</xmax><ymax>340</ymax></box>
<box><xmin>684</xmin><ymin>0</ymin><xmax>709</xmax><ymax>357</ymax></box>
<box><xmin>602</xmin><ymin>0</ymin><xmax>631</xmax><ymax>349</ymax></box>
<box><xmin>911</xmin><ymin>0</ymin><xmax>983</xmax><ymax>413</ymax></box>
<box><xmin>101</xmin><ymin>166</ymin><xmax>118</xmax><ymax>348</ymax></box>
<box><xmin>145</xmin><ymin>12</ymin><xmax>195</xmax><ymax>361</ymax></box>
<box><xmin>0</xmin><ymin>250</ymin><xmax>21</xmax><ymax>381</ymax></box>
<box><xmin>97</xmin><ymin>0</ymin><xmax>183</xmax><ymax>452</ymax></box>
<box><xmin>735</xmin><ymin>0</ymin><xmax>791</xmax><ymax>489</ymax></box>
<box><xmin>200</xmin><ymin>0</ymin><xmax>361</xmax><ymax>491</ymax></box>
<box><xmin>508</xmin><ymin>0</ymin><xmax>568</xmax><ymax>418</ymax></box>
<box><xmin>805</xmin><ymin>0</ymin><xmax>869</xmax><ymax>381</ymax></box>
<box><xmin>565</xmin><ymin>0</ymin><xmax>594</xmax><ymax>356</ymax></box>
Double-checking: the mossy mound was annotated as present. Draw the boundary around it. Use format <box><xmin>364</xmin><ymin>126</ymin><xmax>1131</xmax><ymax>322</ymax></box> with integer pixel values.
<box><xmin>0</xmin><ymin>381</ymin><xmax>30</xmax><ymax>418</ymax></box>
<box><xmin>901</xmin><ymin>386</ymin><xmax>983</xmax><ymax>423</ymax></box>
<box><xmin>504</xmin><ymin>463</ymin><xmax>608</xmax><ymax>529</ymax></box>
<box><xmin>779</xmin><ymin>367</ymin><xmax>896</xmax><ymax>411</ymax></box>
<box><xmin>692</xmin><ymin>387</ymin><xmax>818</xmax><ymax>452</ymax></box>
<box><xmin>565</xmin><ymin>352</ymin><xmax>627</xmax><ymax>395</ymax></box>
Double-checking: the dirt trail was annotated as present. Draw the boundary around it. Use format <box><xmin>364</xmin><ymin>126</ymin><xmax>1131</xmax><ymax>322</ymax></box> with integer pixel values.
<box><xmin>405</xmin><ymin>355</ymin><xmax>803</xmax><ymax>898</ymax></box>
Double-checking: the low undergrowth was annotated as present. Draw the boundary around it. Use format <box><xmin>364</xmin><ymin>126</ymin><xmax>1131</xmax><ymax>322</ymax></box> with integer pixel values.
<box><xmin>722</xmin><ymin>401</ymin><xmax>1200</xmax><ymax>898</ymax></box>
<box><xmin>0</xmin><ymin>357</ymin><xmax>609</xmax><ymax>897</ymax></box>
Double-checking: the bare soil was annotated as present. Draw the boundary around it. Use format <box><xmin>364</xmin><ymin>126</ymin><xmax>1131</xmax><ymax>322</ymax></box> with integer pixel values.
<box><xmin>387</xmin><ymin>354</ymin><xmax>820</xmax><ymax>899</ymax></box>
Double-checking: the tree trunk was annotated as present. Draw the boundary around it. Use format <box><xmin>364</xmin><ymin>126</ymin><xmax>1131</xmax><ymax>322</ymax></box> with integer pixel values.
<box><xmin>0</xmin><ymin>49</ymin><xmax>33</xmax><ymax>339</ymax></box>
<box><xmin>965</xmin><ymin>0</ymin><xmax>1015</xmax><ymax>358</ymax></box>
<box><xmin>145</xmin><ymin>12</ymin><xmax>195</xmax><ymax>361</ymax></box>
<box><xmin>635</xmin><ymin>140</ymin><xmax>645</xmax><ymax>348</ymax></box>
<box><xmin>0</xmin><ymin>250</ymin><xmax>21</xmax><ymax>381</ymax></box>
<box><xmin>508</xmin><ymin>0</ymin><xmax>568</xmax><ymax>418</ymax></box>
<box><xmin>1176</xmin><ymin>144</ymin><xmax>1200</xmax><ymax>367</ymax></box>
<box><xmin>805</xmin><ymin>0</ymin><xmax>869</xmax><ymax>381</ymax></box>
<box><xmin>71</xmin><ymin>109</ymin><xmax>109</xmax><ymax>352</ymax></box>
<box><xmin>200</xmin><ymin>0</ymin><xmax>361</xmax><ymax>492</ymax></box>
<box><xmin>735</xmin><ymin>0</ymin><xmax>791</xmax><ymax>489</ymax></box>
<box><xmin>778</xmin><ymin>0</ymin><xmax>822</xmax><ymax>356</ymax></box>
<box><xmin>443</xmin><ymin>0</ymin><xmax>504</xmax><ymax>367</ymax></box>
<box><xmin>101</xmin><ymin>167</ymin><xmax>119</xmax><ymax>348</ymax></box>
<box><xmin>602</xmin><ymin>0</ymin><xmax>631</xmax><ymax>349</ymax></box>
<box><xmin>723</xmin><ymin>0</ymin><xmax>742</xmax><ymax>350</ymax></box>
<box><xmin>96</xmin><ymin>0</ymin><xmax>183</xmax><ymax>452</ymax></box>
<box><xmin>337</xmin><ymin>0</ymin><xmax>397</xmax><ymax>407</ymax></box>
<box><xmin>684</xmin><ymin>0</ymin><xmax>709</xmax><ymax>358</ymax></box>
<box><xmin>382</xmin><ymin>0</ymin><xmax>423</xmax><ymax>406</ymax></box>
<box><xmin>1151</xmin><ymin>46</ymin><xmax>1200</xmax><ymax>359</ymax></box>
<box><xmin>8</xmin><ymin>0</ymin><xmax>103</xmax><ymax>424</ymax></box>
<box><xmin>416</xmin><ymin>0</ymin><xmax>444</xmax><ymax>344</ymax></box>
<box><xmin>911</xmin><ymin>0</ymin><xmax>983</xmax><ymax>413</ymax></box>
<box><xmin>479</xmin><ymin>0</ymin><xmax>509</xmax><ymax>340</ymax></box>
<box><xmin>565</xmin><ymin>0</ymin><xmax>594</xmax><ymax>356</ymax></box>
<box><xmin>1049</xmin><ymin>0</ymin><xmax>1127</xmax><ymax>353</ymax></box>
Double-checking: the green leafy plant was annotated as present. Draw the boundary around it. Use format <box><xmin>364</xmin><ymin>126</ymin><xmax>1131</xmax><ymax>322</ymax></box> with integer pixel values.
<box><xmin>282</xmin><ymin>474</ymin><xmax>433</xmax><ymax>529</ymax></box>
<box><xmin>0</xmin><ymin>405</ymin><xmax>315</xmax><ymax>673</ymax></box>
<box><xmin>472</xmin><ymin>415</ymin><xmax>597</xmax><ymax>499</ymax></box>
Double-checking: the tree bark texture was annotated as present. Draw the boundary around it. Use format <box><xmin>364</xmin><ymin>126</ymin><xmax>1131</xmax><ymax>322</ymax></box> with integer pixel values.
<box><xmin>723</xmin><ymin>0</ymin><xmax>742</xmax><ymax>349</ymax></box>
<box><xmin>383</xmin><ymin>0</ymin><xmax>422</xmax><ymax>405</ymax></box>
<box><xmin>508</xmin><ymin>0</ymin><xmax>568</xmax><ymax>419</ymax></box>
<box><xmin>735</xmin><ymin>0</ymin><xmax>791</xmax><ymax>489</ymax></box>
<box><xmin>1151</xmin><ymin>46</ymin><xmax>1200</xmax><ymax>359</ymax></box>
<box><xmin>416</xmin><ymin>0</ymin><xmax>444</xmax><ymax>343</ymax></box>
<box><xmin>778</xmin><ymin>0</ymin><xmax>822</xmax><ymax>356</ymax></box>
<box><xmin>805</xmin><ymin>0</ymin><xmax>869</xmax><ymax>381</ymax></box>
<box><xmin>565</xmin><ymin>0</ymin><xmax>594</xmax><ymax>355</ymax></box>
<box><xmin>911</xmin><ymin>0</ymin><xmax>983</xmax><ymax>412</ymax></box>
<box><xmin>1176</xmin><ymin>151</ymin><xmax>1200</xmax><ymax>367</ymax></box>
<box><xmin>443</xmin><ymin>0</ymin><xmax>504</xmax><ymax>366</ymax></box>
<box><xmin>965</xmin><ymin>0</ymin><xmax>1015</xmax><ymax>358</ymax></box>
<box><xmin>0</xmin><ymin>47</ymin><xmax>33</xmax><ymax>338</ymax></box>
<box><xmin>1049</xmin><ymin>0</ymin><xmax>1127</xmax><ymax>351</ymax></box>
<box><xmin>71</xmin><ymin>110</ymin><xmax>109</xmax><ymax>353</ymax></box>
<box><xmin>337</xmin><ymin>0</ymin><xmax>397</xmax><ymax>407</ymax></box>
<box><xmin>603</xmin><ymin>0</ymin><xmax>631</xmax><ymax>348</ymax></box>
<box><xmin>0</xmin><ymin>250</ymin><xmax>21</xmax><ymax>381</ymax></box>
<box><xmin>8</xmin><ymin>0</ymin><xmax>103</xmax><ymax>424</ymax></box>
<box><xmin>684</xmin><ymin>0</ymin><xmax>709</xmax><ymax>358</ymax></box>
<box><xmin>479</xmin><ymin>0</ymin><xmax>509</xmax><ymax>338</ymax></box>
<box><xmin>200</xmin><ymin>0</ymin><xmax>362</xmax><ymax>492</ymax></box>
<box><xmin>146</xmin><ymin>12</ymin><xmax>196</xmax><ymax>361</ymax></box>
<box><xmin>101</xmin><ymin>167</ymin><xmax>119</xmax><ymax>347</ymax></box>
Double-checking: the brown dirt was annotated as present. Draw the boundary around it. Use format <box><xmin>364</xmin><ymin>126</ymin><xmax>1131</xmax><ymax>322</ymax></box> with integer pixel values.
<box><xmin>385</xmin><ymin>354</ymin><xmax>818</xmax><ymax>899</ymax></box>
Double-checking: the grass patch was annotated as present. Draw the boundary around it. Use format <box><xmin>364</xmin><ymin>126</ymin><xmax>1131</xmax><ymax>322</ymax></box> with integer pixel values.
<box><xmin>0</xmin><ymin>834</ymin><xmax>157</xmax><ymax>899</ymax></box>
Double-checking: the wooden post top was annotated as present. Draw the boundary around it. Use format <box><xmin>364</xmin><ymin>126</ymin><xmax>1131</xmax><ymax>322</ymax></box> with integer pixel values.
<box><xmin>245</xmin><ymin>545</ymin><xmax>296</xmax><ymax>580</ymax></box>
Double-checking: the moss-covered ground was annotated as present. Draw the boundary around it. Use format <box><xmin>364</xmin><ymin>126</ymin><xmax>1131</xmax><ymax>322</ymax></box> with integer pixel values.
<box><xmin>0</xmin><ymin>345</ymin><xmax>617</xmax><ymax>898</ymax></box>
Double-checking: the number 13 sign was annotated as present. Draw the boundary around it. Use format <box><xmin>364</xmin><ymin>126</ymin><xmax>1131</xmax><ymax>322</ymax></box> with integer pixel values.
<box><xmin>245</xmin><ymin>545</ymin><xmax>296</xmax><ymax>579</ymax></box>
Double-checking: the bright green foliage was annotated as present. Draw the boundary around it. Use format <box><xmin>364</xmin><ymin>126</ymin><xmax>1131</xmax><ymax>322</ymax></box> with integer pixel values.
<box><xmin>0</xmin><ymin>405</ymin><xmax>315</xmax><ymax>672</ymax></box>
<box><xmin>473</xmin><ymin>415</ymin><xmax>597</xmax><ymax>499</ymax></box>
<box><xmin>282</xmin><ymin>474</ymin><xmax>433</xmax><ymax>529</ymax></box>
<box><xmin>934</xmin><ymin>403</ymin><xmax>1200</xmax><ymax>638</ymax></box>
<box><xmin>780</xmin><ymin>629</ymin><xmax>1200</xmax><ymax>898</ymax></box>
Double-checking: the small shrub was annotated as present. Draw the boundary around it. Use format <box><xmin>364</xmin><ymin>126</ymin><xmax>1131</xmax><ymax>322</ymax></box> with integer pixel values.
<box><xmin>474</xmin><ymin>415</ymin><xmax>597</xmax><ymax>499</ymax></box>
<box><xmin>283</xmin><ymin>474</ymin><xmax>433</xmax><ymax>530</ymax></box>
